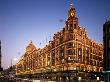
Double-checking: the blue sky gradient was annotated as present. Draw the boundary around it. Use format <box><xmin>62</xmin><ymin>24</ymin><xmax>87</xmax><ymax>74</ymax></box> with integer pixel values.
<box><xmin>0</xmin><ymin>0</ymin><xmax>110</xmax><ymax>69</ymax></box>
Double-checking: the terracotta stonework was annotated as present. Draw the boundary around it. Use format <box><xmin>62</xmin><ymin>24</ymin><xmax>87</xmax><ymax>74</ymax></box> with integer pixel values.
<box><xmin>16</xmin><ymin>4</ymin><xmax>103</xmax><ymax>75</ymax></box>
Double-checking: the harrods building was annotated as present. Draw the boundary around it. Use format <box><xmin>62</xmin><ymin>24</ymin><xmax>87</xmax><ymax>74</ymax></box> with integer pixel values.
<box><xmin>16</xmin><ymin>4</ymin><xmax>103</xmax><ymax>77</ymax></box>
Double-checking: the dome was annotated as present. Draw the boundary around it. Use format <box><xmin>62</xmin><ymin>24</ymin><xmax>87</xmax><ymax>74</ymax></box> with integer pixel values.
<box><xmin>26</xmin><ymin>40</ymin><xmax>37</xmax><ymax>52</ymax></box>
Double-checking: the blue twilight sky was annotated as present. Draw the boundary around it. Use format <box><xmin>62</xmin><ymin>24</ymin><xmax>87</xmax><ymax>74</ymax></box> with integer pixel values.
<box><xmin>0</xmin><ymin>0</ymin><xmax>110</xmax><ymax>69</ymax></box>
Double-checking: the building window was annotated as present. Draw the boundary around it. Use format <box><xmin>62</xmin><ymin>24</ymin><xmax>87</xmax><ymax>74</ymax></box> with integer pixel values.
<box><xmin>68</xmin><ymin>57</ymin><xmax>71</xmax><ymax>60</ymax></box>
<box><xmin>74</xmin><ymin>24</ymin><xmax>76</xmax><ymax>29</ymax></box>
<box><xmin>86</xmin><ymin>47</ymin><xmax>88</xmax><ymax>50</ymax></box>
<box><xmin>69</xmin><ymin>34</ymin><xmax>73</xmax><ymax>40</ymax></box>
<box><xmin>47</xmin><ymin>61</ymin><xmax>50</xmax><ymax>66</ymax></box>
<box><xmin>60</xmin><ymin>37</ymin><xmax>63</xmax><ymax>43</ymax></box>
<box><xmin>73</xmin><ymin>35</ymin><xmax>75</xmax><ymax>40</ymax></box>
<box><xmin>76</xmin><ymin>66</ymin><xmax>80</xmax><ymax>71</ymax></box>
<box><xmin>73</xmin><ymin>49</ymin><xmax>75</xmax><ymax>55</ymax></box>
<box><xmin>52</xmin><ymin>50</ymin><xmax>55</xmax><ymax>65</ymax></box>
<box><xmin>66</xmin><ymin>42</ymin><xmax>73</xmax><ymax>48</ymax></box>
<box><xmin>61</xmin><ymin>59</ymin><xmax>65</xmax><ymax>63</ymax></box>
<box><xmin>109</xmin><ymin>39</ymin><xmax>110</xmax><ymax>47</ymax></box>
<box><xmin>109</xmin><ymin>63</ymin><xmax>110</xmax><ymax>69</ymax></box>
<box><xmin>78</xmin><ymin>48</ymin><xmax>82</xmax><ymax>55</ymax></box>
<box><xmin>66</xmin><ymin>33</ymin><xmax>73</xmax><ymax>41</ymax></box>
<box><xmin>60</xmin><ymin>48</ymin><xmax>64</xmax><ymax>56</ymax></box>
<box><xmin>56</xmin><ymin>49</ymin><xmax>59</xmax><ymax>57</ymax></box>
<box><xmin>90</xmin><ymin>60</ymin><xmax>93</xmax><ymax>65</ymax></box>
<box><xmin>52</xmin><ymin>42</ymin><xmax>55</xmax><ymax>48</ymax></box>
<box><xmin>60</xmin><ymin>46</ymin><xmax>65</xmax><ymax>63</ymax></box>
<box><xmin>78</xmin><ymin>44</ymin><xmax>80</xmax><ymax>48</ymax></box>
<box><xmin>109</xmin><ymin>50</ymin><xmax>110</xmax><ymax>59</ymax></box>
<box><xmin>73</xmin><ymin>43</ymin><xmax>75</xmax><ymax>47</ymax></box>
<box><xmin>67</xmin><ymin>56</ymin><xmax>73</xmax><ymax>63</ymax></box>
<box><xmin>66</xmin><ymin>49</ymin><xmax>73</xmax><ymax>55</ymax></box>
<box><xmin>109</xmin><ymin>27</ymin><xmax>110</xmax><ymax>34</ymax></box>
<box><xmin>47</xmin><ymin>53</ymin><xmax>51</xmax><ymax>66</ymax></box>
<box><xmin>70</xmin><ymin>24</ymin><xmax>73</xmax><ymax>30</ymax></box>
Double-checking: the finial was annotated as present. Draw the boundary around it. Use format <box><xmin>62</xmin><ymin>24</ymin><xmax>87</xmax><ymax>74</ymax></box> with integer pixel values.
<box><xmin>106</xmin><ymin>19</ymin><xmax>108</xmax><ymax>22</ymax></box>
<box><xmin>30</xmin><ymin>40</ymin><xmax>33</xmax><ymax>44</ymax></box>
<box><xmin>70</xmin><ymin>3</ymin><xmax>74</xmax><ymax>9</ymax></box>
<box><xmin>49</xmin><ymin>35</ymin><xmax>51</xmax><ymax>41</ymax></box>
<box><xmin>70</xmin><ymin>0</ymin><xmax>74</xmax><ymax>8</ymax></box>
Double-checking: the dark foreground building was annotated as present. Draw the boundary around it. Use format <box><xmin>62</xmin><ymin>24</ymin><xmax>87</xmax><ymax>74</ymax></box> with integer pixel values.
<box><xmin>103</xmin><ymin>21</ymin><xmax>110</xmax><ymax>82</ymax></box>
<box><xmin>0</xmin><ymin>40</ymin><xmax>3</xmax><ymax>71</ymax></box>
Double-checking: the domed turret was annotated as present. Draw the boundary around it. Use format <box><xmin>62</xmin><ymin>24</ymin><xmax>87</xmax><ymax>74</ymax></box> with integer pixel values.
<box><xmin>26</xmin><ymin>40</ymin><xmax>37</xmax><ymax>52</ymax></box>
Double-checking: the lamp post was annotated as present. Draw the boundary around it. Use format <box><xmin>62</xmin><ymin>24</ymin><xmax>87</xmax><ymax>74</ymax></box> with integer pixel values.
<box><xmin>61</xmin><ymin>59</ymin><xmax>65</xmax><ymax>81</ymax></box>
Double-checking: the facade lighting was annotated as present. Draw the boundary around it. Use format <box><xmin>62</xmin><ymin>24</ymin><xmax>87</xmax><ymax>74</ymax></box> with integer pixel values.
<box><xmin>16</xmin><ymin>3</ymin><xmax>103</xmax><ymax>78</ymax></box>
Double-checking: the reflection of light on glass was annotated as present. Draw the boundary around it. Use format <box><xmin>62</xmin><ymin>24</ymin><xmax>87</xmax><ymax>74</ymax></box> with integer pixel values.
<box><xmin>97</xmin><ymin>77</ymin><xmax>99</xmax><ymax>80</ymax></box>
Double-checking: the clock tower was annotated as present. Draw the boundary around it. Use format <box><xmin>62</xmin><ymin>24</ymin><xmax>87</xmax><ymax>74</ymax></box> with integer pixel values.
<box><xmin>66</xmin><ymin>4</ymin><xmax>78</xmax><ymax>30</ymax></box>
<box><xmin>68</xmin><ymin>4</ymin><xmax>76</xmax><ymax>17</ymax></box>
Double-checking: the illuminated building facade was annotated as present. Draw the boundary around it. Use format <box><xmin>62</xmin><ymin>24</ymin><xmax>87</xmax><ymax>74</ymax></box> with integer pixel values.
<box><xmin>16</xmin><ymin>4</ymin><xmax>103</xmax><ymax>78</ymax></box>
<box><xmin>103</xmin><ymin>21</ymin><xmax>110</xmax><ymax>82</ymax></box>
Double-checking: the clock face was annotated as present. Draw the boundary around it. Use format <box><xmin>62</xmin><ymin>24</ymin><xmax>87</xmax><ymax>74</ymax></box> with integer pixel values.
<box><xmin>70</xmin><ymin>12</ymin><xmax>74</xmax><ymax>16</ymax></box>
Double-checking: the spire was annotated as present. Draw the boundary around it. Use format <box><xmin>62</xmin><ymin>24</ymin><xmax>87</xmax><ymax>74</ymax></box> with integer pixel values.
<box><xmin>70</xmin><ymin>3</ymin><xmax>74</xmax><ymax>9</ymax></box>
<box><xmin>70</xmin><ymin>0</ymin><xmax>74</xmax><ymax>8</ymax></box>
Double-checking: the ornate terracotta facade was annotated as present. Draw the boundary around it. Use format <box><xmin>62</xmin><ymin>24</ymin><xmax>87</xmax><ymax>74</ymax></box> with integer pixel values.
<box><xmin>16</xmin><ymin>4</ymin><xmax>103</xmax><ymax>75</ymax></box>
